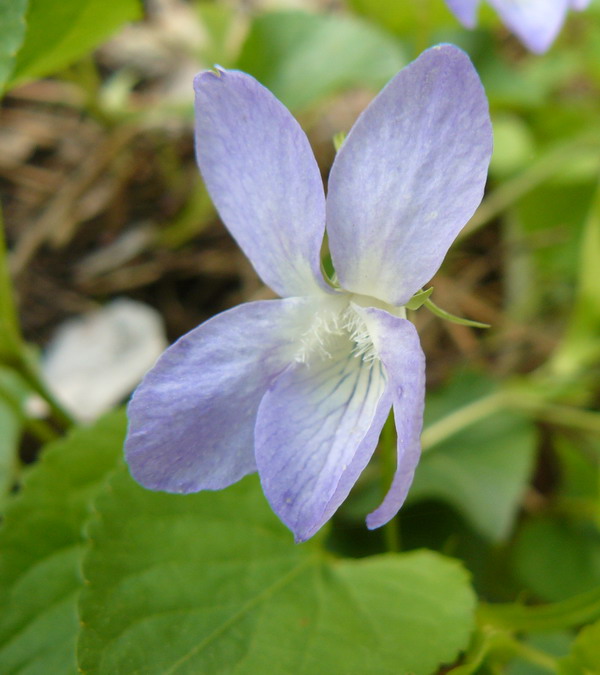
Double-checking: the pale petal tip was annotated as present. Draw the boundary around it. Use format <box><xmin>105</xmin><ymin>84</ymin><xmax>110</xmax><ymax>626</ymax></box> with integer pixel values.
<box><xmin>193</xmin><ymin>66</ymin><xmax>226</xmax><ymax>91</ymax></box>
<box><xmin>428</xmin><ymin>42</ymin><xmax>475</xmax><ymax>65</ymax></box>
<box><xmin>365</xmin><ymin>513</ymin><xmax>385</xmax><ymax>531</ymax></box>
<box><xmin>365</xmin><ymin>505</ymin><xmax>399</xmax><ymax>531</ymax></box>
<box><xmin>293</xmin><ymin>528</ymin><xmax>313</xmax><ymax>544</ymax></box>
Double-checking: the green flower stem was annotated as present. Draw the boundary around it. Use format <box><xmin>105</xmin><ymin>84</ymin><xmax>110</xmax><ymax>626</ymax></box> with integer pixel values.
<box><xmin>25</xmin><ymin>417</ymin><xmax>60</xmax><ymax>444</ymax></box>
<box><xmin>421</xmin><ymin>387</ymin><xmax>600</xmax><ymax>453</ymax></box>
<box><xmin>67</xmin><ymin>56</ymin><xmax>114</xmax><ymax>128</ymax></box>
<box><xmin>505</xmin><ymin>638</ymin><xmax>558</xmax><ymax>673</ymax></box>
<box><xmin>449</xmin><ymin>627</ymin><xmax>490</xmax><ymax>674</ymax></box>
<box><xmin>421</xmin><ymin>391</ymin><xmax>508</xmax><ymax>451</ymax></box>
<box><xmin>450</xmin><ymin>627</ymin><xmax>558</xmax><ymax>673</ymax></box>
<box><xmin>0</xmin><ymin>208</ymin><xmax>22</xmax><ymax>359</ymax></box>
<box><xmin>0</xmin><ymin>206</ymin><xmax>75</xmax><ymax>429</ymax></box>
<box><xmin>552</xmin><ymin>496</ymin><xmax>599</xmax><ymax>521</ymax></box>
<box><xmin>380</xmin><ymin>412</ymin><xmax>400</xmax><ymax>552</ymax></box>
<box><xmin>0</xmin><ymin>384</ymin><xmax>60</xmax><ymax>446</ymax></box>
<box><xmin>479</xmin><ymin>584</ymin><xmax>600</xmax><ymax>633</ymax></box>
<box><xmin>15</xmin><ymin>351</ymin><xmax>75</xmax><ymax>429</ymax></box>
<box><xmin>512</xmin><ymin>396</ymin><xmax>600</xmax><ymax>435</ymax></box>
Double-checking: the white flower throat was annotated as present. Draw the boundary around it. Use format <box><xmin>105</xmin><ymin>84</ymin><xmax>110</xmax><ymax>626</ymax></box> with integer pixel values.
<box><xmin>294</xmin><ymin>293</ymin><xmax>405</xmax><ymax>365</ymax></box>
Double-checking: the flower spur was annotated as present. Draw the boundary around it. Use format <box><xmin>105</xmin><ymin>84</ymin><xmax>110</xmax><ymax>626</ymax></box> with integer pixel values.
<box><xmin>125</xmin><ymin>44</ymin><xmax>493</xmax><ymax>542</ymax></box>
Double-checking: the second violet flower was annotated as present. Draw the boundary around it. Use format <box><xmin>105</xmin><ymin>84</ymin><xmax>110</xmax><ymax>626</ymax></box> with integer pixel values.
<box><xmin>446</xmin><ymin>0</ymin><xmax>591</xmax><ymax>53</ymax></box>
<box><xmin>125</xmin><ymin>44</ymin><xmax>493</xmax><ymax>542</ymax></box>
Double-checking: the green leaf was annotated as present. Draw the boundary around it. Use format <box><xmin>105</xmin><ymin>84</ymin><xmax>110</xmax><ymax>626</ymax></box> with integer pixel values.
<box><xmin>236</xmin><ymin>10</ymin><xmax>406</xmax><ymax>111</ymax></box>
<box><xmin>559</xmin><ymin>621</ymin><xmax>600</xmax><ymax>675</ymax></box>
<box><xmin>0</xmin><ymin>0</ymin><xmax>28</xmax><ymax>92</ymax></box>
<box><xmin>79</xmin><ymin>471</ymin><xmax>476</xmax><ymax>674</ymax></box>
<box><xmin>514</xmin><ymin>518</ymin><xmax>600</xmax><ymax>602</ymax></box>
<box><xmin>0</xmin><ymin>412</ymin><xmax>126</xmax><ymax>675</ymax></box>
<box><xmin>411</xmin><ymin>372</ymin><xmax>536</xmax><ymax>541</ymax></box>
<box><xmin>6</xmin><ymin>0</ymin><xmax>141</xmax><ymax>89</ymax></box>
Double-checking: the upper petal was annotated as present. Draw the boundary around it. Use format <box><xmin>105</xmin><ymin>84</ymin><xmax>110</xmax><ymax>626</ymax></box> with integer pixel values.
<box><xmin>445</xmin><ymin>0</ymin><xmax>481</xmax><ymax>27</ymax></box>
<box><xmin>126</xmin><ymin>298</ymin><xmax>314</xmax><ymax>493</ymax></box>
<box><xmin>326</xmin><ymin>45</ymin><xmax>492</xmax><ymax>307</ymax></box>
<box><xmin>571</xmin><ymin>0</ymin><xmax>591</xmax><ymax>10</ymax></box>
<box><xmin>353</xmin><ymin>308</ymin><xmax>426</xmax><ymax>530</ymax></box>
<box><xmin>488</xmin><ymin>0</ymin><xmax>570</xmax><ymax>53</ymax></box>
<box><xmin>194</xmin><ymin>69</ymin><xmax>328</xmax><ymax>298</ymax></box>
<box><xmin>255</xmin><ymin>335</ymin><xmax>391</xmax><ymax>542</ymax></box>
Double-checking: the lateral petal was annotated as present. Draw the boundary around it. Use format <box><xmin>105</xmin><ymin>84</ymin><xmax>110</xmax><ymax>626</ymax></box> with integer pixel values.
<box><xmin>326</xmin><ymin>45</ymin><xmax>492</xmax><ymax>307</ymax></box>
<box><xmin>255</xmin><ymin>337</ymin><xmax>390</xmax><ymax>542</ymax></box>
<box><xmin>126</xmin><ymin>298</ymin><xmax>314</xmax><ymax>493</ymax></box>
<box><xmin>445</xmin><ymin>0</ymin><xmax>480</xmax><ymax>27</ymax></box>
<box><xmin>194</xmin><ymin>68</ymin><xmax>328</xmax><ymax>297</ymax></box>
<box><xmin>488</xmin><ymin>0</ymin><xmax>570</xmax><ymax>53</ymax></box>
<box><xmin>355</xmin><ymin>308</ymin><xmax>426</xmax><ymax>530</ymax></box>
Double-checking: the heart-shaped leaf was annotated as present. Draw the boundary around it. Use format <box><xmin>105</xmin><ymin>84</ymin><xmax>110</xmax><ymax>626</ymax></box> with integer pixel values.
<box><xmin>0</xmin><ymin>412</ymin><xmax>126</xmax><ymax>675</ymax></box>
<box><xmin>79</xmin><ymin>470</ymin><xmax>476</xmax><ymax>674</ymax></box>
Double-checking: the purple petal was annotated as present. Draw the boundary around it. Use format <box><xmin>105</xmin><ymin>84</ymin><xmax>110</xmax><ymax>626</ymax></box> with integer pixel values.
<box><xmin>488</xmin><ymin>0</ymin><xmax>570</xmax><ymax>53</ymax></box>
<box><xmin>326</xmin><ymin>45</ymin><xmax>492</xmax><ymax>307</ymax></box>
<box><xmin>354</xmin><ymin>309</ymin><xmax>426</xmax><ymax>530</ymax></box>
<box><xmin>445</xmin><ymin>0</ymin><xmax>480</xmax><ymax>27</ymax></box>
<box><xmin>126</xmin><ymin>298</ymin><xmax>314</xmax><ymax>493</ymax></box>
<box><xmin>255</xmin><ymin>336</ymin><xmax>391</xmax><ymax>542</ymax></box>
<box><xmin>194</xmin><ymin>69</ymin><xmax>328</xmax><ymax>298</ymax></box>
<box><xmin>571</xmin><ymin>0</ymin><xmax>591</xmax><ymax>9</ymax></box>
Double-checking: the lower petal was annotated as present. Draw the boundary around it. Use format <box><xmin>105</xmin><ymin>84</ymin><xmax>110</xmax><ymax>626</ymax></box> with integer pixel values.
<box><xmin>255</xmin><ymin>338</ymin><xmax>390</xmax><ymax>542</ymax></box>
<box><xmin>356</xmin><ymin>309</ymin><xmax>426</xmax><ymax>530</ymax></box>
<box><xmin>126</xmin><ymin>298</ymin><xmax>312</xmax><ymax>493</ymax></box>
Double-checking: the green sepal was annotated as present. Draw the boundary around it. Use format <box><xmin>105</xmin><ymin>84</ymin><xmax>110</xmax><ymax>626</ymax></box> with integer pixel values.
<box><xmin>333</xmin><ymin>130</ymin><xmax>346</xmax><ymax>152</ymax></box>
<box><xmin>424</xmin><ymin>298</ymin><xmax>490</xmax><ymax>329</ymax></box>
<box><xmin>405</xmin><ymin>287</ymin><xmax>434</xmax><ymax>310</ymax></box>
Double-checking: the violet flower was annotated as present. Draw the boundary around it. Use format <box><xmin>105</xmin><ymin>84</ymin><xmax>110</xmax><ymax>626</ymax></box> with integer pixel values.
<box><xmin>125</xmin><ymin>45</ymin><xmax>492</xmax><ymax>542</ymax></box>
<box><xmin>446</xmin><ymin>0</ymin><xmax>591</xmax><ymax>53</ymax></box>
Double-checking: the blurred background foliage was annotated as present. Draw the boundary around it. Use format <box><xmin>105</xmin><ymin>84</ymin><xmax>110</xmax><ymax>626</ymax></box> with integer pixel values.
<box><xmin>0</xmin><ymin>0</ymin><xmax>599</xmax><ymax>673</ymax></box>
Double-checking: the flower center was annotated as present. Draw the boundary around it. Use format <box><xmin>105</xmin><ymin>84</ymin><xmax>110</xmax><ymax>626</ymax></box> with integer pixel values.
<box><xmin>294</xmin><ymin>295</ymin><xmax>380</xmax><ymax>365</ymax></box>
